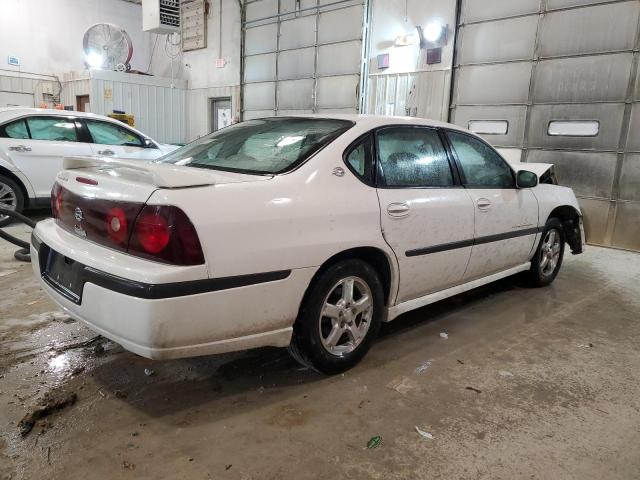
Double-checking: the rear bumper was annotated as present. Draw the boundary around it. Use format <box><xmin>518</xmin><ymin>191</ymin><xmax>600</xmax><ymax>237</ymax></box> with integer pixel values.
<box><xmin>32</xmin><ymin>221</ymin><xmax>315</xmax><ymax>359</ymax></box>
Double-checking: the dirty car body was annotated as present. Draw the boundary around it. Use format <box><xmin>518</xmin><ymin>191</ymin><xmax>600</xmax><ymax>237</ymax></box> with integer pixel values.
<box><xmin>31</xmin><ymin>115</ymin><xmax>585</xmax><ymax>373</ymax></box>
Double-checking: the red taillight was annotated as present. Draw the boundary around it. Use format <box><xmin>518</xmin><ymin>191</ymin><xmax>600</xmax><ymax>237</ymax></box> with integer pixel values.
<box><xmin>106</xmin><ymin>207</ymin><xmax>129</xmax><ymax>245</ymax></box>
<box><xmin>129</xmin><ymin>205</ymin><xmax>204</xmax><ymax>266</ymax></box>
<box><xmin>51</xmin><ymin>183</ymin><xmax>204</xmax><ymax>266</ymax></box>
<box><xmin>134</xmin><ymin>212</ymin><xmax>170</xmax><ymax>254</ymax></box>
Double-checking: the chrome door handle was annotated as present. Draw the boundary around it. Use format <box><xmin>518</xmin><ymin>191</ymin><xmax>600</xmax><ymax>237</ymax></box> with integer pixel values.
<box><xmin>387</xmin><ymin>202</ymin><xmax>410</xmax><ymax>217</ymax></box>
<box><xmin>477</xmin><ymin>198</ymin><xmax>492</xmax><ymax>210</ymax></box>
<box><xmin>9</xmin><ymin>145</ymin><xmax>31</xmax><ymax>152</ymax></box>
<box><xmin>97</xmin><ymin>149</ymin><xmax>115</xmax><ymax>156</ymax></box>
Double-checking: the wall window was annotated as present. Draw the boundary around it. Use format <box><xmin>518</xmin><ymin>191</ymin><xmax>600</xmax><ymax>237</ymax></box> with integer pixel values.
<box><xmin>447</xmin><ymin>130</ymin><xmax>514</xmax><ymax>188</ymax></box>
<box><xmin>547</xmin><ymin>120</ymin><xmax>599</xmax><ymax>137</ymax></box>
<box><xmin>376</xmin><ymin>127</ymin><xmax>453</xmax><ymax>187</ymax></box>
<box><xmin>26</xmin><ymin>117</ymin><xmax>78</xmax><ymax>142</ymax></box>
<box><xmin>0</xmin><ymin>119</ymin><xmax>29</xmax><ymax>139</ymax></box>
<box><xmin>86</xmin><ymin>120</ymin><xmax>143</xmax><ymax>146</ymax></box>
<box><xmin>468</xmin><ymin>120</ymin><xmax>509</xmax><ymax>135</ymax></box>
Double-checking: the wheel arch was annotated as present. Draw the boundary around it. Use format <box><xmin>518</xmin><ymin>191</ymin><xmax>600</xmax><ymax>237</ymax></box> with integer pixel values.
<box><xmin>299</xmin><ymin>246</ymin><xmax>397</xmax><ymax>314</ymax></box>
<box><xmin>547</xmin><ymin>205</ymin><xmax>583</xmax><ymax>254</ymax></box>
<box><xmin>0</xmin><ymin>166</ymin><xmax>30</xmax><ymax>208</ymax></box>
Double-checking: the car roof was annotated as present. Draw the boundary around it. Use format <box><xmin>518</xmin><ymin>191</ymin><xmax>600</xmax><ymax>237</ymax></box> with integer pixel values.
<box><xmin>0</xmin><ymin>106</ymin><xmax>115</xmax><ymax>122</ymax></box>
<box><xmin>273</xmin><ymin>113</ymin><xmax>469</xmax><ymax>133</ymax></box>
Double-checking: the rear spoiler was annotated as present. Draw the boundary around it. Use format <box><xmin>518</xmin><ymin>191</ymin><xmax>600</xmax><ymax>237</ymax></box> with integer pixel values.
<box><xmin>62</xmin><ymin>156</ymin><xmax>215</xmax><ymax>188</ymax></box>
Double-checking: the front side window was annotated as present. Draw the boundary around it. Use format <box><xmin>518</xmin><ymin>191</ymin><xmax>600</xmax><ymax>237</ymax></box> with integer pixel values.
<box><xmin>158</xmin><ymin>117</ymin><xmax>353</xmax><ymax>174</ymax></box>
<box><xmin>86</xmin><ymin>120</ymin><xmax>144</xmax><ymax>146</ymax></box>
<box><xmin>447</xmin><ymin>130</ymin><xmax>514</xmax><ymax>188</ymax></box>
<box><xmin>0</xmin><ymin>119</ymin><xmax>29</xmax><ymax>139</ymax></box>
<box><xmin>376</xmin><ymin>127</ymin><xmax>453</xmax><ymax>187</ymax></box>
<box><xmin>26</xmin><ymin>117</ymin><xmax>78</xmax><ymax>142</ymax></box>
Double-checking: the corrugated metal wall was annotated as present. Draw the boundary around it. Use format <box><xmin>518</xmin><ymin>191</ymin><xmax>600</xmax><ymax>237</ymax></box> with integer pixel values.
<box><xmin>241</xmin><ymin>0</ymin><xmax>368</xmax><ymax>119</ymax></box>
<box><xmin>367</xmin><ymin>70</ymin><xmax>452</xmax><ymax>121</ymax></box>
<box><xmin>60</xmin><ymin>74</ymin><xmax>91</xmax><ymax>109</ymax></box>
<box><xmin>450</xmin><ymin>0</ymin><xmax>640</xmax><ymax>251</ymax></box>
<box><xmin>89</xmin><ymin>70</ymin><xmax>187</xmax><ymax>144</ymax></box>
<box><xmin>0</xmin><ymin>73</ymin><xmax>61</xmax><ymax>107</ymax></box>
<box><xmin>0</xmin><ymin>75</ymin><xmax>36</xmax><ymax>107</ymax></box>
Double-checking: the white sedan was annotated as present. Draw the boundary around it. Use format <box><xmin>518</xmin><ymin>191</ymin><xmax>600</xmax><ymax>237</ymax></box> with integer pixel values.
<box><xmin>31</xmin><ymin>115</ymin><xmax>585</xmax><ymax>373</ymax></box>
<box><xmin>0</xmin><ymin>107</ymin><xmax>178</xmax><ymax>225</ymax></box>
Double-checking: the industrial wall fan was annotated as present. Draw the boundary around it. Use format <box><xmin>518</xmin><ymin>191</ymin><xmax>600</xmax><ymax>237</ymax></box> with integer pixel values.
<box><xmin>83</xmin><ymin>23</ymin><xmax>133</xmax><ymax>71</ymax></box>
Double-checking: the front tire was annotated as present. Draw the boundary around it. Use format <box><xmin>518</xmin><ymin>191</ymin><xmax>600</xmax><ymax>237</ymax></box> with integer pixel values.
<box><xmin>0</xmin><ymin>175</ymin><xmax>25</xmax><ymax>228</ymax></box>
<box><xmin>289</xmin><ymin>259</ymin><xmax>384</xmax><ymax>374</ymax></box>
<box><xmin>527</xmin><ymin>217</ymin><xmax>565</xmax><ymax>287</ymax></box>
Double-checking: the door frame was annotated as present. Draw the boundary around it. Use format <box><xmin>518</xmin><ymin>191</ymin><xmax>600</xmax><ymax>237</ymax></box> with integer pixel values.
<box><xmin>76</xmin><ymin>95</ymin><xmax>90</xmax><ymax>113</ymax></box>
<box><xmin>209</xmin><ymin>97</ymin><xmax>232</xmax><ymax>133</ymax></box>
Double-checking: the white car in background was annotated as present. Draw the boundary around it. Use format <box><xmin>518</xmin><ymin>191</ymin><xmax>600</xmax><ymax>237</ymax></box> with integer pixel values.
<box><xmin>31</xmin><ymin>115</ymin><xmax>585</xmax><ymax>374</ymax></box>
<box><xmin>0</xmin><ymin>107</ymin><xmax>178</xmax><ymax>225</ymax></box>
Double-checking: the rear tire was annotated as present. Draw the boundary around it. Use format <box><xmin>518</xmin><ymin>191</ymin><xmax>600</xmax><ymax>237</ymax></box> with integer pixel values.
<box><xmin>527</xmin><ymin>217</ymin><xmax>565</xmax><ymax>287</ymax></box>
<box><xmin>288</xmin><ymin>259</ymin><xmax>384</xmax><ymax>374</ymax></box>
<box><xmin>0</xmin><ymin>175</ymin><xmax>25</xmax><ymax>228</ymax></box>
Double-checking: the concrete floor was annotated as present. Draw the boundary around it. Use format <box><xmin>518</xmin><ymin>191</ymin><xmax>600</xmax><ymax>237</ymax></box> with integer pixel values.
<box><xmin>1</xmin><ymin>217</ymin><xmax>640</xmax><ymax>480</ymax></box>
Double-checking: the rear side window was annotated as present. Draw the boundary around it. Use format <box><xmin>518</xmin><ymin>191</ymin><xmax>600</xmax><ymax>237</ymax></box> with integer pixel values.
<box><xmin>376</xmin><ymin>127</ymin><xmax>453</xmax><ymax>187</ymax></box>
<box><xmin>446</xmin><ymin>130</ymin><xmax>514</xmax><ymax>188</ymax></box>
<box><xmin>344</xmin><ymin>134</ymin><xmax>373</xmax><ymax>183</ymax></box>
<box><xmin>26</xmin><ymin>117</ymin><xmax>78</xmax><ymax>142</ymax></box>
<box><xmin>0</xmin><ymin>119</ymin><xmax>29</xmax><ymax>139</ymax></box>
<box><xmin>86</xmin><ymin>120</ymin><xmax>144</xmax><ymax>146</ymax></box>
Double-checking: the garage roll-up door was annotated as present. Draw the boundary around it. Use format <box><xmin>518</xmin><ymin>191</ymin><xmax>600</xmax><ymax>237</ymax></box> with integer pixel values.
<box><xmin>450</xmin><ymin>0</ymin><xmax>640</xmax><ymax>251</ymax></box>
<box><xmin>242</xmin><ymin>0</ymin><xmax>368</xmax><ymax>119</ymax></box>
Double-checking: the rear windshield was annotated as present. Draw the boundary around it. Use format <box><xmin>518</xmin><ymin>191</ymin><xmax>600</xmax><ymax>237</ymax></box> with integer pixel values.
<box><xmin>157</xmin><ymin>117</ymin><xmax>353</xmax><ymax>174</ymax></box>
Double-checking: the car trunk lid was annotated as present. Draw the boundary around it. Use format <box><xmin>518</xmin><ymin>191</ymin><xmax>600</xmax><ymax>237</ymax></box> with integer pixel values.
<box><xmin>52</xmin><ymin>156</ymin><xmax>272</xmax><ymax>258</ymax></box>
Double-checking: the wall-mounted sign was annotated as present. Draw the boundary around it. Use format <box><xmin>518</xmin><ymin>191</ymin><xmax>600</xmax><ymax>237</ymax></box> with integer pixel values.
<box><xmin>377</xmin><ymin>54</ymin><xmax>390</xmax><ymax>69</ymax></box>
<box><xmin>426</xmin><ymin>48</ymin><xmax>442</xmax><ymax>65</ymax></box>
<box><xmin>181</xmin><ymin>0</ymin><xmax>207</xmax><ymax>51</ymax></box>
<box><xmin>7</xmin><ymin>55</ymin><xmax>20</xmax><ymax>66</ymax></box>
<box><xmin>104</xmin><ymin>88</ymin><xmax>113</xmax><ymax>100</ymax></box>
<box><xmin>215</xmin><ymin>58</ymin><xmax>226</xmax><ymax>68</ymax></box>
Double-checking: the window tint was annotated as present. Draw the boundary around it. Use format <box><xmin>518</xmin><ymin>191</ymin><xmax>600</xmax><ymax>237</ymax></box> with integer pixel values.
<box><xmin>447</xmin><ymin>131</ymin><xmax>514</xmax><ymax>188</ymax></box>
<box><xmin>376</xmin><ymin>127</ymin><xmax>453</xmax><ymax>187</ymax></box>
<box><xmin>0</xmin><ymin>119</ymin><xmax>29</xmax><ymax>139</ymax></box>
<box><xmin>27</xmin><ymin>117</ymin><xmax>78</xmax><ymax>142</ymax></box>
<box><xmin>86</xmin><ymin>120</ymin><xmax>143</xmax><ymax>146</ymax></box>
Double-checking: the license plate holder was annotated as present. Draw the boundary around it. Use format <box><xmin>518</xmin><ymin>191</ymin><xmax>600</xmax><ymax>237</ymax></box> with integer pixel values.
<box><xmin>42</xmin><ymin>249</ymin><xmax>84</xmax><ymax>304</ymax></box>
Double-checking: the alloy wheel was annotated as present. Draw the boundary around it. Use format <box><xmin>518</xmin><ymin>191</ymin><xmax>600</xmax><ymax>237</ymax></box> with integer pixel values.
<box><xmin>318</xmin><ymin>276</ymin><xmax>373</xmax><ymax>356</ymax></box>
<box><xmin>0</xmin><ymin>181</ymin><xmax>18</xmax><ymax>223</ymax></box>
<box><xmin>540</xmin><ymin>229</ymin><xmax>561</xmax><ymax>276</ymax></box>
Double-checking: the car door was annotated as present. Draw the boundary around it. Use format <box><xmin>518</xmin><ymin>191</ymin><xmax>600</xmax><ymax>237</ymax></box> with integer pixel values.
<box><xmin>2</xmin><ymin>116</ymin><xmax>92</xmax><ymax>198</ymax></box>
<box><xmin>444</xmin><ymin>130</ymin><xmax>539</xmax><ymax>281</ymax></box>
<box><xmin>84</xmin><ymin>119</ymin><xmax>161</xmax><ymax>160</ymax></box>
<box><xmin>374</xmin><ymin>126</ymin><xmax>475</xmax><ymax>304</ymax></box>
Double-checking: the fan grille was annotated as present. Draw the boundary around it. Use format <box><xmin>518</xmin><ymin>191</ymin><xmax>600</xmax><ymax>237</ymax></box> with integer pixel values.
<box><xmin>82</xmin><ymin>23</ymin><xmax>133</xmax><ymax>70</ymax></box>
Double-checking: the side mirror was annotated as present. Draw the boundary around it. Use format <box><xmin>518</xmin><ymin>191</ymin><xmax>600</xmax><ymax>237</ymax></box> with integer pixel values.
<box><xmin>517</xmin><ymin>170</ymin><xmax>538</xmax><ymax>188</ymax></box>
<box><xmin>144</xmin><ymin>138</ymin><xmax>157</xmax><ymax>149</ymax></box>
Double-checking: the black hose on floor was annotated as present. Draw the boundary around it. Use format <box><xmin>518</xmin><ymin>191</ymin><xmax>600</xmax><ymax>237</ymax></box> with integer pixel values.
<box><xmin>0</xmin><ymin>207</ymin><xmax>37</xmax><ymax>263</ymax></box>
